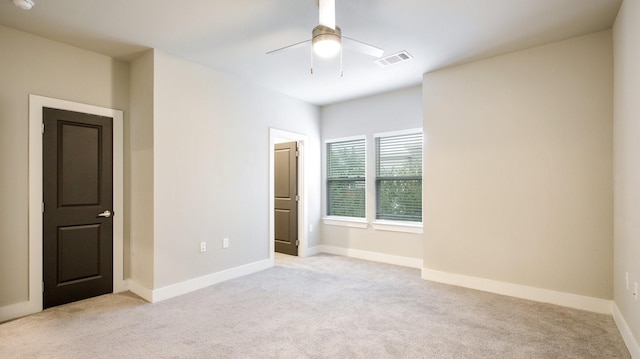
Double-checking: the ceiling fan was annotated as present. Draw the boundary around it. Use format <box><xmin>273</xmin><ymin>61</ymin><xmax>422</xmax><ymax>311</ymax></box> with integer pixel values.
<box><xmin>266</xmin><ymin>0</ymin><xmax>384</xmax><ymax>75</ymax></box>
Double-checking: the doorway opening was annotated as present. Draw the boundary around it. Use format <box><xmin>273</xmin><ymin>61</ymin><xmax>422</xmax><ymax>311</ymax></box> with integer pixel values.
<box><xmin>274</xmin><ymin>141</ymin><xmax>299</xmax><ymax>256</ymax></box>
<box><xmin>42</xmin><ymin>107</ymin><xmax>115</xmax><ymax>308</ymax></box>
<box><xmin>269</xmin><ymin>129</ymin><xmax>307</xmax><ymax>262</ymax></box>
<box><xmin>28</xmin><ymin>95</ymin><xmax>125</xmax><ymax>314</ymax></box>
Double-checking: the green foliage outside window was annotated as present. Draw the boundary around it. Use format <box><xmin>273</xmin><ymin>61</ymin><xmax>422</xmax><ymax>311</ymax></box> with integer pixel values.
<box><xmin>376</xmin><ymin>133</ymin><xmax>422</xmax><ymax>222</ymax></box>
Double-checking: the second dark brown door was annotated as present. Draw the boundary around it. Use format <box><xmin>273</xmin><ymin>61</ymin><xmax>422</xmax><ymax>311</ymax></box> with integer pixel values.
<box><xmin>43</xmin><ymin>107</ymin><xmax>114</xmax><ymax>308</ymax></box>
<box><xmin>274</xmin><ymin>141</ymin><xmax>298</xmax><ymax>256</ymax></box>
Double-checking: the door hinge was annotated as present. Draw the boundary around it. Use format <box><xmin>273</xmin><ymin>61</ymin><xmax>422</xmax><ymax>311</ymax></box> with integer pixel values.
<box><xmin>295</xmin><ymin>240</ymin><xmax>300</xmax><ymax>246</ymax></box>
<box><xmin>41</xmin><ymin>123</ymin><xmax>45</xmax><ymax>134</ymax></box>
<box><xmin>295</xmin><ymin>195</ymin><xmax>300</xmax><ymax>201</ymax></box>
<box><xmin>41</xmin><ymin>202</ymin><xmax>45</xmax><ymax>213</ymax></box>
<box><xmin>42</xmin><ymin>282</ymin><xmax>45</xmax><ymax>293</ymax></box>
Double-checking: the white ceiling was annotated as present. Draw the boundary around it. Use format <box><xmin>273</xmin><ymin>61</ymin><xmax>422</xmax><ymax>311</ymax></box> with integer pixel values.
<box><xmin>0</xmin><ymin>0</ymin><xmax>622</xmax><ymax>105</ymax></box>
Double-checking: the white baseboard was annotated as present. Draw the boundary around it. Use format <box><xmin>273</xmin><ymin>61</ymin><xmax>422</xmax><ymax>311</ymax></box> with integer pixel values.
<box><xmin>142</xmin><ymin>259</ymin><xmax>273</xmax><ymax>303</ymax></box>
<box><xmin>0</xmin><ymin>300</ymin><xmax>38</xmax><ymax>324</ymax></box>
<box><xmin>305</xmin><ymin>246</ymin><xmax>321</xmax><ymax>256</ymax></box>
<box><xmin>613</xmin><ymin>303</ymin><xmax>640</xmax><ymax>358</ymax></box>
<box><xmin>2</xmin><ymin>278</ymin><xmax>139</xmax><ymax>323</ymax></box>
<box><xmin>316</xmin><ymin>245</ymin><xmax>422</xmax><ymax>269</ymax></box>
<box><xmin>2</xmin><ymin>260</ymin><xmax>272</xmax><ymax>322</ymax></box>
<box><xmin>421</xmin><ymin>267</ymin><xmax>612</xmax><ymax>314</ymax></box>
<box><xmin>126</xmin><ymin>279</ymin><xmax>154</xmax><ymax>303</ymax></box>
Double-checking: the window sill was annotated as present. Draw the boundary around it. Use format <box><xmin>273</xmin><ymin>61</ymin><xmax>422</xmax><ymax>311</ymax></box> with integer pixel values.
<box><xmin>371</xmin><ymin>220</ymin><xmax>423</xmax><ymax>234</ymax></box>
<box><xmin>323</xmin><ymin>217</ymin><xmax>368</xmax><ymax>229</ymax></box>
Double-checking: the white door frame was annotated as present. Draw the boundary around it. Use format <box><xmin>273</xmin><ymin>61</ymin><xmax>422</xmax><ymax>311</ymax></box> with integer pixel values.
<box><xmin>27</xmin><ymin>95</ymin><xmax>125</xmax><ymax>315</ymax></box>
<box><xmin>269</xmin><ymin>128</ymin><xmax>308</xmax><ymax>261</ymax></box>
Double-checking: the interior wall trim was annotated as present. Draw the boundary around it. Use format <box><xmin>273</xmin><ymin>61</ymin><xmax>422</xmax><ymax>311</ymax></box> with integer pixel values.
<box><xmin>613</xmin><ymin>303</ymin><xmax>640</xmax><ymax>358</ymax></box>
<box><xmin>129</xmin><ymin>259</ymin><xmax>273</xmax><ymax>303</ymax></box>
<box><xmin>0</xmin><ymin>301</ymin><xmax>34</xmax><ymax>323</ymax></box>
<box><xmin>126</xmin><ymin>280</ymin><xmax>154</xmax><ymax>303</ymax></box>
<box><xmin>316</xmin><ymin>245</ymin><xmax>423</xmax><ymax>269</ymax></box>
<box><xmin>269</xmin><ymin>128</ymin><xmax>309</xmax><ymax>258</ymax></box>
<box><xmin>421</xmin><ymin>267</ymin><xmax>612</xmax><ymax>314</ymax></box>
<box><xmin>23</xmin><ymin>94</ymin><xmax>125</xmax><ymax>322</ymax></box>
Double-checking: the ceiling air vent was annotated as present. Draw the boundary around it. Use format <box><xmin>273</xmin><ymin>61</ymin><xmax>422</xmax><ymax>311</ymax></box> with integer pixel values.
<box><xmin>375</xmin><ymin>51</ymin><xmax>413</xmax><ymax>67</ymax></box>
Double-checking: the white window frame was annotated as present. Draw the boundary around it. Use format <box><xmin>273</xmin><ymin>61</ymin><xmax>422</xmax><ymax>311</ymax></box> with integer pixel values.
<box><xmin>372</xmin><ymin>128</ymin><xmax>423</xmax><ymax>233</ymax></box>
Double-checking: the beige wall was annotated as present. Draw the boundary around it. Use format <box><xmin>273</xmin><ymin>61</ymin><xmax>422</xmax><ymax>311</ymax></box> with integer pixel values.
<box><xmin>146</xmin><ymin>51</ymin><xmax>322</xmax><ymax>288</ymax></box>
<box><xmin>613</xmin><ymin>0</ymin><xmax>640</xmax><ymax>348</ymax></box>
<box><xmin>128</xmin><ymin>50</ymin><xmax>155</xmax><ymax>289</ymax></box>
<box><xmin>422</xmin><ymin>31</ymin><xmax>613</xmax><ymax>299</ymax></box>
<box><xmin>320</xmin><ymin>86</ymin><xmax>423</xmax><ymax>261</ymax></box>
<box><xmin>0</xmin><ymin>25</ymin><xmax>129</xmax><ymax>307</ymax></box>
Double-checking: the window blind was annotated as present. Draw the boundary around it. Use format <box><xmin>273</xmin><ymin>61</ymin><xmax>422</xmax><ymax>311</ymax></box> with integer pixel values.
<box><xmin>326</xmin><ymin>139</ymin><xmax>366</xmax><ymax>218</ymax></box>
<box><xmin>375</xmin><ymin>132</ymin><xmax>422</xmax><ymax>222</ymax></box>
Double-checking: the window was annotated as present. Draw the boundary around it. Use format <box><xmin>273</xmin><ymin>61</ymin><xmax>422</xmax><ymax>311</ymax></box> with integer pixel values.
<box><xmin>326</xmin><ymin>138</ymin><xmax>366</xmax><ymax>218</ymax></box>
<box><xmin>375</xmin><ymin>131</ymin><xmax>423</xmax><ymax>222</ymax></box>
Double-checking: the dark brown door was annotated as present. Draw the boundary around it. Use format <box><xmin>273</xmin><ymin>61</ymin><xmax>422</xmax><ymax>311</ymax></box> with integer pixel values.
<box><xmin>43</xmin><ymin>107</ymin><xmax>113</xmax><ymax>309</ymax></box>
<box><xmin>274</xmin><ymin>141</ymin><xmax>298</xmax><ymax>256</ymax></box>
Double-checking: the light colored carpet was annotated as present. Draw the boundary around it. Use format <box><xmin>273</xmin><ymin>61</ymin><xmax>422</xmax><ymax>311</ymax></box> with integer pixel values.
<box><xmin>0</xmin><ymin>253</ymin><xmax>630</xmax><ymax>358</ymax></box>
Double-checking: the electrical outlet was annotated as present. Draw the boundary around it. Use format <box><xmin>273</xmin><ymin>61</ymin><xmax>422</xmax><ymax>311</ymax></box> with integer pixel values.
<box><xmin>626</xmin><ymin>272</ymin><xmax>630</xmax><ymax>290</ymax></box>
<box><xmin>200</xmin><ymin>242</ymin><xmax>206</xmax><ymax>253</ymax></box>
<box><xmin>309</xmin><ymin>224</ymin><xmax>313</xmax><ymax>232</ymax></box>
<box><xmin>222</xmin><ymin>237</ymin><xmax>229</xmax><ymax>249</ymax></box>
<box><xmin>634</xmin><ymin>282</ymin><xmax>638</xmax><ymax>301</ymax></box>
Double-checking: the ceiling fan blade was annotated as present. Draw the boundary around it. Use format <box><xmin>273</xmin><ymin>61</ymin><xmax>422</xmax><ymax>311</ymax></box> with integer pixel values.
<box><xmin>319</xmin><ymin>0</ymin><xmax>336</xmax><ymax>29</ymax></box>
<box><xmin>266</xmin><ymin>39</ymin><xmax>311</xmax><ymax>55</ymax></box>
<box><xmin>342</xmin><ymin>36</ymin><xmax>384</xmax><ymax>58</ymax></box>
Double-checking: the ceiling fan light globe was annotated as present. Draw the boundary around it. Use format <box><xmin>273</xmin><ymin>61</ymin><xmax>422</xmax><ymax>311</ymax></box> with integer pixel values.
<box><xmin>14</xmin><ymin>0</ymin><xmax>35</xmax><ymax>10</ymax></box>
<box><xmin>313</xmin><ymin>38</ymin><xmax>341</xmax><ymax>58</ymax></box>
<box><xmin>312</xmin><ymin>25</ymin><xmax>342</xmax><ymax>58</ymax></box>
<box><xmin>13</xmin><ymin>0</ymin><xmax>35</xmax><ymax>10</ymax></box>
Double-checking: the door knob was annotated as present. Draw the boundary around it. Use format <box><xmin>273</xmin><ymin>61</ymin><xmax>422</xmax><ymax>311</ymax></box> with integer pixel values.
<box><xmin>97</xmin><ymin>210</ymin><xmax>112</xmax><ymax>218</ymax></box>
